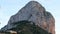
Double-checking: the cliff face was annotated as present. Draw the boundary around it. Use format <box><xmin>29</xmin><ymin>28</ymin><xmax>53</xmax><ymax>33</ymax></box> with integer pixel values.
<box><xmin>1</xmin><ymin>1</ymin><xmax>55</xmax><ymax>34</ymax></box>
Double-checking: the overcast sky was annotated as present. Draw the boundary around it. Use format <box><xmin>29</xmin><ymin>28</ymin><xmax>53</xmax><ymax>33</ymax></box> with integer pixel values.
<box><xmin>0</xmin><ymin>0</ymin><xmax>60</xmax><ymax>34</ymax></box>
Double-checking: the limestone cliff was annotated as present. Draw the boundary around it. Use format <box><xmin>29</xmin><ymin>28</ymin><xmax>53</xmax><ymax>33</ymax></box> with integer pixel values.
<box><xmin>1</xmin><ymin>1</ymin><xmax>55</xmax><ymax>34</ymax></box>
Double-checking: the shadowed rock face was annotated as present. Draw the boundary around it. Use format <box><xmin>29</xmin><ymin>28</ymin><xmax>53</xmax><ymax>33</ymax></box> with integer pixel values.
<box><xmin>1</xmin><ymin>1</ymin><xmax>55</xmax><ymax>34</ymax></box>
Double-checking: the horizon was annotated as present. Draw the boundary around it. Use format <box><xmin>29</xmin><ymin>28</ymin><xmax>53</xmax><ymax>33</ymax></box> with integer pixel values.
<box><xmin>0</xmin><ymin>0</ymin><xmax>60</xmax><ymax>34</ymax></box>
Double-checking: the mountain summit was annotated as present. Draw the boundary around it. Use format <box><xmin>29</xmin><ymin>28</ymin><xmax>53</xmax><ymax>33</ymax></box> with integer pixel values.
<box><xmin>1</xmin><ymin>1</ymin><xmax>55</xmax><ymax>34</ymax></box>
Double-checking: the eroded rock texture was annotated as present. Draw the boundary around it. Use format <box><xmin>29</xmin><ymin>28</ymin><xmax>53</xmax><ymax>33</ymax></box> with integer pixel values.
<box><xmin>1</xmin><ymin>1</ymin><xmax>55</xmax><ymax>34</ymax></box>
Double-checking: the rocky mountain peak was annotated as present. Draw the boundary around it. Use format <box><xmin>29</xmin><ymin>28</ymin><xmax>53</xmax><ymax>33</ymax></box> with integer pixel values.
<box><xmin>17</xmin><ymin>1</ymin><xmax>45</xmax><ymax>14</ymax></box>
<box><xmin>26</xmin><ymin>1</ymin><xmax>43</xmax><ymax>7</ymax></box>
<box><xmin>1</xmin><ymin>1</ymin><xmax>55</xmax><ymax>34</ymax></box>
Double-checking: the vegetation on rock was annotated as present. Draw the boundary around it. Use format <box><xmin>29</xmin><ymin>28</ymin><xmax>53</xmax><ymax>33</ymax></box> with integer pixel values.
<box><xmin>9</xmin><ymin>20</ymin><xmax>51</xmax><ymax>34</ymax></box>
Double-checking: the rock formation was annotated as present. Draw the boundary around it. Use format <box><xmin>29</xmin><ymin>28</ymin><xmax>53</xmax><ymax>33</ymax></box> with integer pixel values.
<box><xmin>1</xmin><ymin>1</ymin><xmax>55</xmax><ymax>34</ymax></box>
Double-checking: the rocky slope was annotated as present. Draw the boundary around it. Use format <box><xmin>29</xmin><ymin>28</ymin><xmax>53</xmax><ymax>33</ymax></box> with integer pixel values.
<box><xmin>0</xmin><ymin>21</ymin><xmax>51</xmax><ymax>34</ymax></box>
<box><xmin>9</xmin><ymin>21</ymin><xmax>51</xmax><ymax>34</ymax></box>
<box><xmin>1</xmin><ymin>1</ymin><xmax>55</xmax><ymax>34</ymax></box>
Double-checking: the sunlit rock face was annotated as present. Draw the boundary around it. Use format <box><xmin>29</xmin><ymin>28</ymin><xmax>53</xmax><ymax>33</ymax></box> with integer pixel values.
<box><xmin>1</xmin><ymin>1</ymin><xmax>55</xmax><ymax>34</ymax></box>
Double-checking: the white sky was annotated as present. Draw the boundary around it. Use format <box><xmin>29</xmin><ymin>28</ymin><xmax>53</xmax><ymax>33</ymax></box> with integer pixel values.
<box><xmin>0</xmin><ymin>0</ymin><xmax>60</xmax><ymax>34</ymax></box>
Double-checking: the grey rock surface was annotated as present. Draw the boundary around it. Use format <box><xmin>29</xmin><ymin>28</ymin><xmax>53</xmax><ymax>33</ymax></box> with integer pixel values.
<box><xmin>1</xmin><ymin>1</ymin><xmax>55</xmax><ymax>34</ymax></box>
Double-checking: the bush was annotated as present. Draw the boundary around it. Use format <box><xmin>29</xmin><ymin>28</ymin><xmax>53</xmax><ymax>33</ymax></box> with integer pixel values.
<box><xmin>10</xmin><ymin>20</ymin><xmax>51</xmax><ymax>34</ymax></box>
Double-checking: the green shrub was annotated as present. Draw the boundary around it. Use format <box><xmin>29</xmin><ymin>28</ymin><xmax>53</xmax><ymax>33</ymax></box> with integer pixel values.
<box><xmin>10</xmin><ymin>20</ymin><xmax>51</xmax><ymax>34</ymax></box>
